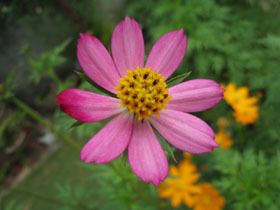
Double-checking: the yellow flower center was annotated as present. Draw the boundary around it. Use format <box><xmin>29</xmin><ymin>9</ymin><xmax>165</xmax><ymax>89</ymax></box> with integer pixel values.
<box><xmin>115</xmin><ymin>67</ymin><xmax>171</xmax><ymax>121</ymax></box>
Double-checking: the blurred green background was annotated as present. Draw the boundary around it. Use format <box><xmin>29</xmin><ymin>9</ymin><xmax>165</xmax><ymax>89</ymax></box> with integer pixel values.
<box><xmin>1</xmin><ymin>0</ymin><xmax>280</xmax><ymax>210</ymax></box>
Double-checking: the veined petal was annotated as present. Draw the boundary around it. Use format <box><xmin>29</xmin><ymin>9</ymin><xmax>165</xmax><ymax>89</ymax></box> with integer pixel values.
<box><xmin>112</xmin><ymin>16</ymin><xmax>144</xmax><ymax>76</ymax></box>
<box><xmin>81</xmin><ymin>112</ymin><xmax>133</xmax><ymax>164</ymax></box>
<box><xmin>145</xmin><ymin>29</ymin><xmax>187</xmax><ymax>79</ymax></box>
<box><xmin>167</xmin><ymin>79</ymin><xmax>224</xmax><ymax>112</ymax></box>
<box><xmin>77</xmin><ymin>33</ymin><xmax>120</xmax><ymax>93</ymax></box>
<box><xmin>57</xmin><ymin>89</ymin><xmax>123</xmax><ymax>122</ymax></box>
<box><xmin>128</xmin><ymin>120</ymin><xmax>168</xmax><ymax>186</ymax></box>
<box><xmin>151</xmin><ymin>109</ymin><xmax>217</xmax><ymax>154</ymax></box>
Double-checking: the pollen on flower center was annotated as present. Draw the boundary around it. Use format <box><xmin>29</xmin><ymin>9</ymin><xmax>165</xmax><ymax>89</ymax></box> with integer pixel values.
<box><xmin>115</xmin><ymin>67</ymin><xmax>171</xmax><ymax>121</ymax></box>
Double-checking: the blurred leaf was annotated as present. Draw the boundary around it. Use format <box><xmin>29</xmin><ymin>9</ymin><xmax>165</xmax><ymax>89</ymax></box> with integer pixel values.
<box><xmin>167</xmin><ymin>71</ymin><xmax>192</xmax><ymax>87</ymax></box>
<box><xmin>69</xmin><ymin>121</ymin><xmax>84</xmax><ymax>129</ymax></box>
<box><xmin>155</xmin><ymin>130</ymin><xmax>177</xmax><ymax>163</ymax></box>
<box><xmin>74</xmin><ymin>70</ymin><xmax>115</xmax><ymax>97</ymax></box>
<box><xmin>212</xmin><ymin>149</ymin><xmax>280</xmax><ymax>210</ymax></box>
<box><xmin>27</xmin><ymin>39</ymin><xmax>71</xmax><ymax>84</ymax></box>
<box><xmin>2</xmin><ymin>201</ymin><xmax>22</xmax><ymax>210</ymax></box>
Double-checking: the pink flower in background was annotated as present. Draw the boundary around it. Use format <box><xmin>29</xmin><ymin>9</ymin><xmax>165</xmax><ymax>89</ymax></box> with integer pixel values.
<box><xmin>57</xmin><ymin>16</ymin><xmax>224</xmax><ymax>185</ymax></box>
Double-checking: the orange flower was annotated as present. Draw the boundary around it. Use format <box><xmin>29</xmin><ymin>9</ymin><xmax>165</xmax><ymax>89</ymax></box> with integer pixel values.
<box><xmin>215</xmin><ymin>129</ymin><xmax>233</xmax><ymax>149</ymax></box>
<box><xmin>193</xmin><ymin>183</ymin><xmax>225</xmax><ymax>210</ymax></box>
<box><xmin>158</xmin><ymin>159</ymin><xmax>201</xmax><ymax>207</ymax></box>
<box><xmin>223</xmin><ymin>83</ymin><xmax>259</xmax><ymax>125</ymax></box>
<box><xmin>215</xmin><ymin>117</ymin><xmax>233</xmax><ymax>149</ymax></box>
<box><xmin>223</xmin><ymin>83</ymin><xmax>249</xmax><ymax>107</ymax></box>
<box><xmin>233</xmin><ymin>102</ymin><xmax>259</xmax><ymax>125</ymax></box>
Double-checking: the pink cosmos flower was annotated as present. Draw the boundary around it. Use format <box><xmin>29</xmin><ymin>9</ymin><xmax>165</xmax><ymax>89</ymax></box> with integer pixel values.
<box><xmin>57</xmin><ymin>16</ymin><xmax>224</xmax><ymax>185</ymax></box>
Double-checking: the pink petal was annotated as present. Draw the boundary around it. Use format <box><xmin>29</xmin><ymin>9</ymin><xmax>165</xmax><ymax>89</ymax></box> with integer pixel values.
<box><xmin>57</xmin><ymin>89</ymin><xmax>123</xmax><ymax>122</ymax></box>
<box><xmin>128</xmin><ymin>120</ymin><xmax>168</xmax><ymax>186</ymax></box>
<box><xmin>77</xmin><ymin>33</ymin><xmax>120</xmax><ymax>93</ymax></box>
<box><xmin>81</xmin><ymin>112</ymin><xmax>133</xmax><ymax>164</ymax></box>
<box><xmin>150</xmin><ymin>109</ymin><xmax>218</xmax><ymax>154</ymax></box>
<box><xmin>111</xmin><ymin>16</ymin><xmax>144</xmax><ymax>76</ymax></box>
<box><xmin>145</xmin><ymin>29</ymin><xmax>187</xmax><ymax>79</ymax></box>
<box><xmin>167</xmin><ymin>79</ymin><xmax>224</xmax><ymax>112</ymax></box>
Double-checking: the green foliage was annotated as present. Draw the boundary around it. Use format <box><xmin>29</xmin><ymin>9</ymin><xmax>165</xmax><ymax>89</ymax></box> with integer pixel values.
<box><xmin>55</xmin><ymin>183</ymin><xmax>97</xmax><ymax>210</ymax></box>
<box><xmin>211</xmin><ymin>149</ymin><xmax>280</xmax><ymax>210</ymax></box>
<box><xmin>1</xmin><ymin>201</ymin><xmax>22</xmax><ymax>210</ymax></box>
<box><xmin>53</xmin><ymin>158</ymin><xmax>161</xmax><ymax>210</ymax></box>
<box><xmin>26</xmin><ymin>39</ymin><xmax>70</xmax><ymax>85</ymax></box>
<box><xmin>167</xmin><ymin>71</ymin><xmax>192</xmax><ymax>87</ymax></box>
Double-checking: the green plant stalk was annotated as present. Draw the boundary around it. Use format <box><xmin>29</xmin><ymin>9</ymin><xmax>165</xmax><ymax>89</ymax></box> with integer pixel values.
<box><xmin>108</xmin><ymin>162</ymin><xmax>161</xmax><ymax>209</ymax></box>
<box><xmin>48</xmin><ymin>70</ymin><xmax>62</xmax><ymax>87</ymax></box>
<box><xmin>11</xmin><ymin>96</ymin><xmax>81</xmax><ymax>150</ymax></box>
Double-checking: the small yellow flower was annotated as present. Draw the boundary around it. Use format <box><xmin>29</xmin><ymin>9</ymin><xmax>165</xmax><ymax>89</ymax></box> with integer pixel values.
<box><xmin>215</xmin><ymin>129</ymin><xmax>233</xmax><ymax>149</ymax></box>
<box><xmin>158</xmin><ymin>159</ymin><xmax>201</xmax><ymax>208</ymax></box>
<box><xmin>223</xmin><ymin>83</ymin><xmax>259</xmax><ymax>125</ymax></box>
<box><xmin>193</xmin><ymin>183</ymin><xmax>225</xmax><ymax>210</ymax></box>
<box><xmin>223</xmin><ymin>83</ymin><xmax>248</xmax><ymax>107</ymax></box>
<box><xmin>233</xmin><ymin>100</ymin><xmax>259</xmax><ymax>125</ymax></box>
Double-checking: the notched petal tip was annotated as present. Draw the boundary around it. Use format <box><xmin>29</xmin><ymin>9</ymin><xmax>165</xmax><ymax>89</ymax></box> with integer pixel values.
<box><xmin>148</xmin><ymin>178</ymin><xmax>165</xmax><ymax>186</ymax></box>
<box><xmin>178</xmin><ymin>28</ymin><xmax>184</xmax><ymax>32</ymax></box>
<box><xmin>79</xmin><ymin>33</ymin><xmax>86</xmax><ymax>38</ymax></box>
<box><xmin>78</xmin><ymin>33</ymin><xmax>91</xmax><ymax>42</ymax></box>
<box><xmin>78</xmin><ymin>33</ymin><xmax>100</xmax><ymax>47</ymax></box>
<box><xmin>211</xmin><ymin>139</ymin><xmax>219</xmax><ymax>148</ymax></box>
<box><xmin>138</xmin><ymin>172</ymin><xmax>168</xmax><ymax>186</ymax></box>
<box><xmin>124</xmin><ymin>16</ymin><xmax>138</xmax><ymax>23</ymax></box>
<box><xmin>56</xmin><ymin>90</ymin><xmax>72</xmax><ymax>109</ymax></box>
<box><xmin>119</xmin><ymin>16</ymin><xmax>141</xmax><ymax>30</ymax></box>
<box><xmin>56</xmin><ymin>91</ymin><xmax>64</xmax><ymax>105</ymax></box>
<box><xmin>124</xmin><ymin>16</ymin><xmax>132</xmax><ymax>21</ymax></box>
<box><xmin>177</xmin><ymin>28</ymin><xmax>186</xmax><ymax>38</ymax></box>
<box><xmin>220</xmin><ymin>86</ymin><xmax>225</xmax><ymax>97</ymax></box>
<box><xmin>80</xmin><ymin>150</ymin><xmax>111</xmax><ymax>164</ymax></box>
<box><xmin>141</xmin><ymin>167</ymin><xmax>168</xmax><ymax>186</ymax></box>
<box><xmin>56</xmin><ymin>94</ymin><xmax>66</xmax><ymax>113</ymax></box>
<box><xmin>80</xmin><ymin>150</ymin><xmax>90</xmax><ymax>163</ymax></box>
<box><xmin>215</xmin><ymin>85</ymin><xmax>225</xmax><ymax>102</ymax></box>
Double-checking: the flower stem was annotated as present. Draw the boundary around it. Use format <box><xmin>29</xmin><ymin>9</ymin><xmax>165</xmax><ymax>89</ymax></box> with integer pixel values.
<box><xmin>11</xmin><ymin>95</ymin><xmax>81</xmax><ymax>150</ymax></box>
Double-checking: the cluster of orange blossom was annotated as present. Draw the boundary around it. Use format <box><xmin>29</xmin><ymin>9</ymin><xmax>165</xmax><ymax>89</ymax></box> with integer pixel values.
<box><xmin>215</xmin><ymin>117</ymin><xmax>233</xmax><ymax>150</ymax></box>
<box><xmin>223</xmin><ymin>83</ymin><xmax>259</xmax><ymax>125</ymax></box>
<box><xmin>159</xmin><ymin>154</ymin><xmax>225</xmax><ymax>210</ymax></box>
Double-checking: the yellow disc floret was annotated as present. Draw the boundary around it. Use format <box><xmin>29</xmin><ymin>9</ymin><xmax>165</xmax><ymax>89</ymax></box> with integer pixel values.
<box><xmin>115</xmin><ymin>67</ymin><xmax>171</xmax><ymax>121</ymax></box>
